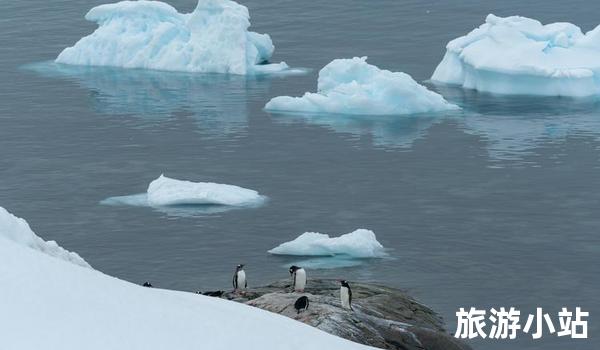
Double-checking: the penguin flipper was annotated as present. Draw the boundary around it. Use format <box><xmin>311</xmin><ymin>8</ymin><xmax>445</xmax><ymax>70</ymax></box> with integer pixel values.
<box><xmin>232</xmin><ymin>272</ymin><xmax>237</xmax><ymax>289</ymax></box>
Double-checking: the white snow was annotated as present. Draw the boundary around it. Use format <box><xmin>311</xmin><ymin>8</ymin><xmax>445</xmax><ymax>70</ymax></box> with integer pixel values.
<box><xmin>55</xmin><ymin>0</ymin><xmax>291</xmax><ymax>75</ymax></box>
<box><xmin>0</xmin><ymin>207</ymin><xmax>374</xmax><ymax>350</ymax></box>
<box><xmin>265</xmin><ymin>57</ymin><xmax>458</xmax><ymax>115</ymax></box>
<box><xmin>269</xmin><ymin>229</ymin><xmax>386</xmax><ymax>258</ymax></box>
<box><xmin>432</xmin><ymin>14</ymin><xmax>600</xmax><ymax>96</ymax></box>
<box><xmin>102</xmin><ymin>174</ymin><xmax>266</xmax><ymax>211</ymax></box>
<box><xmin>0</xmin><ymin>207</ymin><xmax>90</xmax><ymax>268</ymax></box>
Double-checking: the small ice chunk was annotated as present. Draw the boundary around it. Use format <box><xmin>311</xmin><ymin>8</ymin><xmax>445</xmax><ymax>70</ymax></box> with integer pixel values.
<box><xmin>268</xmin><ymin>229</ymin><xmax>385</xmax><ymax>258</ymax></box>
<box><xmin>265</xmin><ymin>57</ymin><xmax>458</xmax><ymax>115</ymax></box>
<box><xmin>101</xmin><ymin>174</ymin><xmax>265</xmax><ymax>214</ymax></box>
<box><xmin>147</xmin><ymin>174</ymin><xmax>264</xmax><ymax>207</ymax></box>
<box><xmin>0</xmin><ymin>206</ymin><xmax>90</xmax><ymax>268</ymax></box>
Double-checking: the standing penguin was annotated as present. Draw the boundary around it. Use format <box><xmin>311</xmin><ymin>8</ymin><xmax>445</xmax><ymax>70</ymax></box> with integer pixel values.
<box><xmin>289</xmin><ymin>265</ymin><xmax>307</xmax><ymax>292</ymax></box>
<box><xmin>233</xmin><ymin>264</ymin><xmax>247</xmax><ymax>291</ymax></box>
<box><xmin>340</xmin><ymin>280</ymin><xmax>353</xmax><ymax>310</ymax></box>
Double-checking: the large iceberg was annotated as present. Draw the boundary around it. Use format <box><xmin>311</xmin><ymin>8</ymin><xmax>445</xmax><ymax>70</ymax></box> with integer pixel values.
<box><xmin>55</xmin><ymin>0</ymin><xmax>290</xmax><ymax>75</ymax></box>
<box><xmin>0</xmin><ymin>208</ymin><xmax>374</xmax><ymax>350</ymax></box>
<box><xmin>101</xmin><ymin>174</ymin><xmax>266</xmax><ymax>214</ymax></box>
<box><xmin>432</xmin><ymin>14</ymin><xmax>600</xmax><ymax>96</ymax></box>
<box><xmin>0</xmin><ymin>206</ymin><xmax>90</xmax><ymax>268</ymax></box>
<box><xmin>265</xmin><ymin>57</ymin><xmax>459</xmax><ymax>115</ymax></box>
<box><xmin>268</xmin><ymin>229</ymin><xmax>386</xmax><ymax>258</ymax></box>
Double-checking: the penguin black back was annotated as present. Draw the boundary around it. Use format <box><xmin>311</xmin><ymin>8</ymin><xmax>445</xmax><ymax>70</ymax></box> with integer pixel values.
<box><xmin>294</xmin><ymin>295</ymin><xmax>309</xmax><ymax>314</ymax></box>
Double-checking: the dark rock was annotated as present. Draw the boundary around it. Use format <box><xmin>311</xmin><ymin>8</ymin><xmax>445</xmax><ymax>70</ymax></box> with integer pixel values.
<box><xmin>221</xmin><ymin>279</ymin><xmax>471</xmax><ymax>350</ymax></box>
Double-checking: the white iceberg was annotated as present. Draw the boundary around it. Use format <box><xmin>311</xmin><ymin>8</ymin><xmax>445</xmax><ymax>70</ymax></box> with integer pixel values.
<box><xmin>268</xmin><ymin>229</ymin><xmax>386</xmax><ymax>258</ymax></box>
<box><xmin>431</xmin><ymin>14</ymin><xmax>600</xmax><ymax>96</ymax></box>
<box><xmin>56</xmin><ymin>0</ymin><xmax>290</xmax><ymax>75</ymax></box>
<box><xmin>101</xmin><ymin>175</ymin><xmax>266</xmax><ymax>214</ymax></box>
<box><xmin>147</xmin><ymin>174</ymin><xmax>264</xmax><ymax>206</ymax></box>
<box><xmin>0</xmin><ymin>206</ymin><xmax>90</xmax><ymax>268</ymax></box>
<box><xmin>0</xmin><ymin>207</ymin><xmax>374</xmax><ymax>350</ymax></box>
<box><xmin>265</xmin><ymin>57</ymin><xmax>458</xmax><ymax>115</ymax></box>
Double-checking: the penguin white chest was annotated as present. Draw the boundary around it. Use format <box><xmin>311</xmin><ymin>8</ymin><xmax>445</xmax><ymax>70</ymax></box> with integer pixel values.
<box><xmin>340</xmin><ymin>286</ymin><xmax>351</xmax><ymax>309</ymax></box>
<box><xmin>236</xmin><ymin>270</ymin><xmax>246</xmax><ymax>289</ymax></box>
<box><xmin>293</xmin><ymin>269</ymin><xmax>307</xmax><ymax>291</ymax></box>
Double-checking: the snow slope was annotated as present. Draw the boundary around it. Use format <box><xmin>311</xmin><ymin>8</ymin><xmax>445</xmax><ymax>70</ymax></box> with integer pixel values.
<box><xmin>56</xmin><ymin>0</ymin><xmax>290</xmax><ymax>75</ymax></box>
<box><xmin>269</xmin><ymin>229</ymin><xmax>385</xmax><ymax>258</ymax></box>
<box><xmin>0</xmin><ymin>207</ymin><xmax>89</xmax><ymax>268</ymax></box>
<box><xmin>0</xmin><ymin>207</ymin><xmax>375</xmax><ymax>350</ymax></box>
<box><xmin>432</xmin><ymin>14</ymin><xmax>600</xmax><ymax>96</ymax></box>
<box><xmin>266</xmin><ymin>57</ymin><xmax>458</xmax><ymax>115</ymax></box>
<box><xmin>102</xmin><ymin>174</ymin><xmax>265</xmax><ymax>211</ymax></box>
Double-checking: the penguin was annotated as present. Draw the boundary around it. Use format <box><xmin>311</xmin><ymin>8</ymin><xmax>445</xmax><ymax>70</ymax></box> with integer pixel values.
<box><xmin>142</xmin><ymin>281</ymin><xmax>153</xmax><ymax>288</ymax></box>
<box><xmin>201</xmin><ymin>290</ymin><xmax>225</xmax><ymax>297</ymax></box>
<box><xmin>289</xmin><ymin>265</ymin><xmax>307</xmax><ymax>292</ymax></box>
<box><xmin>340</xmin><ymin>280</ymin><xmax>353</xmax><ymax>310</ymax></box>
<box><xmin>294</xmin><ymin>296</ymin><xmax>309</xmax><ymax>314</ymax></box>
<box><xmin>233</xmin><ymin>264</ymin><xmax>247</xmax><ymax>291</ymax></box>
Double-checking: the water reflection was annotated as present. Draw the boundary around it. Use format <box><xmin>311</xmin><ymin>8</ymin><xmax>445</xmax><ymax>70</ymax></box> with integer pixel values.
<box><xmin>270</xmin><ymin>84</ymin><xmax>600</xmax><ymax>164</ymax></box>
<box><xmin>26</xmin><ymin>61</ymin><xmax>271</xmax><ymax>137</ymax></box>
<box><xmin>269</xmin><ymin>111</ymin><xmax>445</xmax><ymax>149</ymax></box>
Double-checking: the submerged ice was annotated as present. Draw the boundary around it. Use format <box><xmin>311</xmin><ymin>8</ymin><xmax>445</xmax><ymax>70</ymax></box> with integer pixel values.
<box><xmin>101</xmin><ymin>175</ymin><xmax>265</xmax><ymax>212</ymax></box>
<box><xmin>432</xmin><ymin>14</ymin><xmax>600</xmax><ymax>96</ymax></box>
<box><xmin>268</xmin><ymin>229</ymin><xmax>385</xmax><ymax>258</ymax></box>
<box><xmin>56</xmin><ymin>0</ymin><xmax>289</xmax><ymax>75</ymax></box>
<box><xmin>265</xmin><ymin>57</ymin><xmax>458</xmax><ymax>115</ymax></box>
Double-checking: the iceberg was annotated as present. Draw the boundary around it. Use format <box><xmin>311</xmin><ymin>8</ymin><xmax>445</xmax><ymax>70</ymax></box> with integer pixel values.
<box><xmin>55</xmin><ymin>0</ymin><xmax>290</xmax><ymax>75</ymax></box>
<box><xmin>101</xmin><ymin>175</ymin><xmax>266</xmax><ymax>214</ymax></box>
<box><xmin>0</xmin><ymin>208</ymin><xmax>374</xmax><ymax>350</ymax></box>
<box><xmin>0</xmin><ymin>206</ymin><xmax>90</xmax><ymax>268</ymax></box>
<box><xmin>265</xmin><ymin>57</ymin><xmax>459</xmax><ymax>115</ymax></box>
<box><xmin>431</xmin><ymin>14</ymin><xmax>600</xmax><ymax>97</ymax></box>
<box><xmin>268</xmin><ymin>229</ymin><xmax>386</xmax><ymax>258</ymax></box>
<box><xmin>147</xmin><ymin>174</ymin><xmax>264</xmax><ymax>206</ymax></box>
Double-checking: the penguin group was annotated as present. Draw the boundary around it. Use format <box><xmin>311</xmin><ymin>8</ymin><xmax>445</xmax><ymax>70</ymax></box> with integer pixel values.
<box><xmin>143</xmin><ymin>264</ymin><xmax>354</xmax><ymax>312</ymax></box>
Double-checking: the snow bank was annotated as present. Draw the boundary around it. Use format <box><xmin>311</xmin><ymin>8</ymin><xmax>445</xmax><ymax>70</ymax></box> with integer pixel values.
<box><xmin>269</xmin><ymin>229</ymin><xmax>385</xmax><ymax>258</ymax></box>
<box><xmin>0</xmin><ymin>207</ymin><xmax>90</xmax><ymax>268</ymax></box>
<box><xmin>432</xmin><ymin>14</ymin><xmax>600</xmax><ymax>96</ymax></box>
<box><xmin>266</xmin><ymin>57</ymin><xmax>458</xmax><ymax>115</ymax></box>
<box><xmin>0</xmin><ymin>211</ymin><xmax>374</xmax><ymax>350</ymax></box>
<box><xmin>56</xmin><ymin>0</ymin><xmax>290</xmax><ymax>75</ymax></box>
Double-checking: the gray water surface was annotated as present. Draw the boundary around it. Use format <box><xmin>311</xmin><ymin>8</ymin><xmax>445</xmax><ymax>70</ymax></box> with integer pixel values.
<box><xmin>1</xmin><ymin>1</ymin><xmax>599</xmax><ymax>349</ymax></box>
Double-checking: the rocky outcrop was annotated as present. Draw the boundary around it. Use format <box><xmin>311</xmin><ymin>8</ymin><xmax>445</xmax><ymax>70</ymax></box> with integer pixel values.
<box><xmin>219</xmin><ymin>279</ymin><xmax>471</xmax><ymax>350</ymax></box>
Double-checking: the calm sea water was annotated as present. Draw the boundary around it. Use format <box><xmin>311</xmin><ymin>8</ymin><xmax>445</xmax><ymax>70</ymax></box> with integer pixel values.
<box><xmin>1</xmin><ymin>0</ymin><xmax>599</xmax><ymax>349</ymax></box>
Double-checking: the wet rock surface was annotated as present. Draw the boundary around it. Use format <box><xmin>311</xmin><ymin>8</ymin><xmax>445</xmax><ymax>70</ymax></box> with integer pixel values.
<box><xmin>219</xmin><ymin>279</ymin><xmax>471</xmax><ymax>350</ymax></box>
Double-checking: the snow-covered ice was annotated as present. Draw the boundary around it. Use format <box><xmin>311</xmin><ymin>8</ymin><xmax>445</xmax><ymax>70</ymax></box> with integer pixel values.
<box><xmin>56</xmin><ymin>0</ymin><xmax>291</xmax><ymax>75</ymax></box>
<box><xmin>0</xmin><ymin>207</ymin><xmax>374</xmax><ymax>350</ymax></box>
<box><xmin>269</xmin><ymin>229</ymin><xmax>386</xmax><ymax>258</ymax></box>
<box><xmin>147</xmin><ymin>174</ymin><xmax>264</xmax><ymax>206</ymax></box>
<box><xmin>102</xmin><ymin>175</ymin><xmax>266</xmax><ymax>213</ymax></box>
<box><xmin>432</xmin><ymin>14</ymin><xmax>600</xmax><ymax>96</ymax></box>
<box><xmin>0</xmin><ymin>206</ymin><xmax>90</xmax><ymax>268</ymax></box>
<box><xmin>266</xmin><ymin>57</ymin><xmax>458</xmax><ymax>115</ymax></box>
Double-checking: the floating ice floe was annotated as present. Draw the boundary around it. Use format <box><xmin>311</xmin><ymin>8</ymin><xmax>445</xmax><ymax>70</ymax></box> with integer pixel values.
<box><xmin>101</xmin><ymin>175</ymin><xmax>266</xmax><ymax>215</ymax></box>
<box><xmin>56</xmin><ymin>0</ymin><xmax>293</xmax><ymax>75</ymax></box>
<box><xmin>268</xmin><ymin>229</ymin><xmax>386</xmax><ymax>258</ymax></box>
<box><xmin>0</xmin><ymin>206</ymin><xmax>90</xmax><ymax>268</ymax></box>
<box><xmin>432</xmin><ymin>14</ymin><xmax>600</xmax><ymax>96</ymax></box>
<box><xmin>265</xmin><ymin>57</ymin><xmax>459</xmax><ymax>115</ymax></box>
<box><xmin>0</xmin><ymin>208</ymin><xmax>373</xmax><ymax>350</ymax></box>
